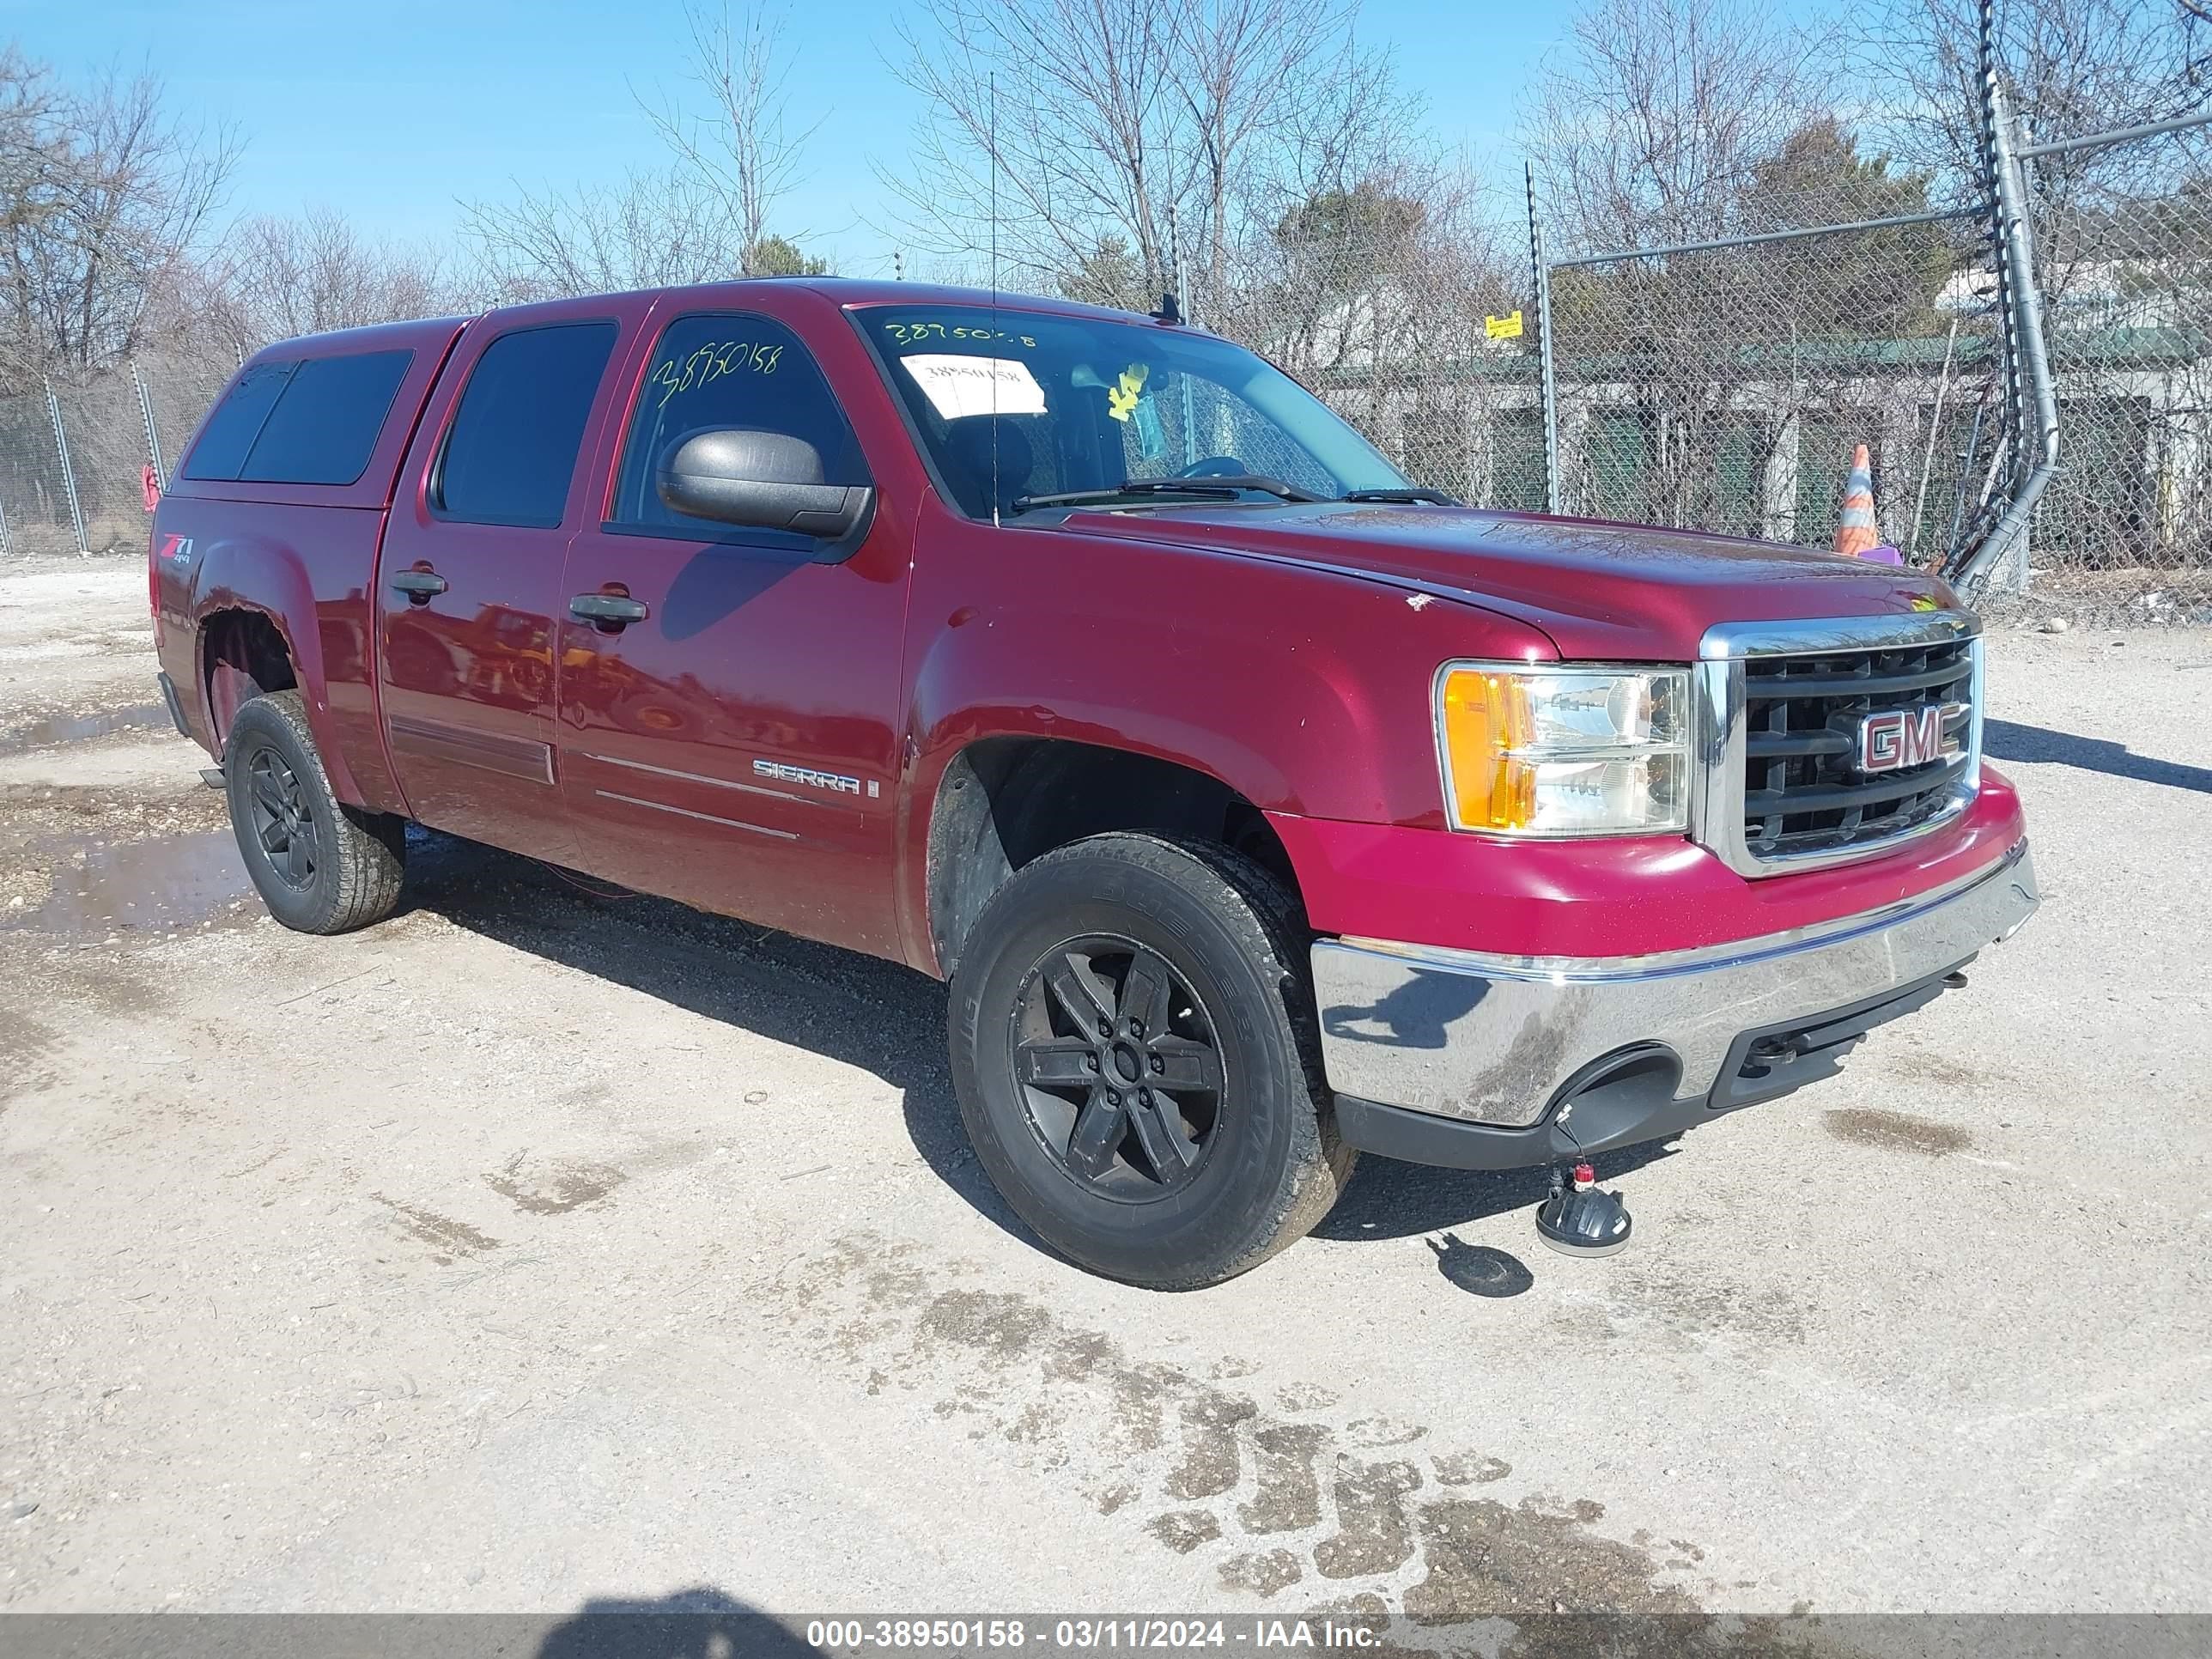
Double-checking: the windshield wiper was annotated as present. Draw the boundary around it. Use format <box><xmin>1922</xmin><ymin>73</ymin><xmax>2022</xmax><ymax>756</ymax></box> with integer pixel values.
<box><xmin>1146</xmin><ymin>474</ymin><xmax>1325</xmax><ymax>502</ymax></box>
<box><xmin>1011</xmin><ymin>474</ymin><xmax>1325</xmax><ymax>514</ymax></box>
<box><xmin>1339</xmin><ymin>487</ymin><xmax>1462</xmax><ymax>505</ymax></box>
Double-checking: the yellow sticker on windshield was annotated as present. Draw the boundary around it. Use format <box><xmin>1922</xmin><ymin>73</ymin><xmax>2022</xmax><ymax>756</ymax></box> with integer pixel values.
<box><xmin>1107</xmin><ymin>362</ymin><xmax>1149</xmax><ymax>422</ymax></box>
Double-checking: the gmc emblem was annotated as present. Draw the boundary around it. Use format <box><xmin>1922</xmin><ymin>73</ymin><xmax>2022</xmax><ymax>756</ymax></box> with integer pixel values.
<box><xmin>1856</xmin><ymin>702</ymin><xmax>1968</xmax><ymax>774</ymax></box>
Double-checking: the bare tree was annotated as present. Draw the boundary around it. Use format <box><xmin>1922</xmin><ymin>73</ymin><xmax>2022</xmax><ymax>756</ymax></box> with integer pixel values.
<box><xmin>463</xmin><ymin>3</ymin><xmax>829</xmax><ymax>295</ymax></box>
<box><xmin>1855</xmin><ymin>0</ymin><xmax>2211</xmax><ymax>574</ymax></box>
<box><xmin>0</xmin><ymin>48</ymin><xmax>58</xmax><ymax>246</ymax></box>
<box><xmin>0</xmin><ymin>54</ymin><xmax>237</xmax><ymax>376</ymax></box>
<box><xmin>459</xmin><ymin>167</ymin><xmax>749</xmax><ymax>300</ymax></box>
<box><xmin>878</xmin><ymin>0</ymin><xmax>1414</xmax><ymax>320</ymax></box>
<box><xmin>1858</xmin><ymin>0</ymin><xmax>2207</xmax><ymax>198</ymax></box>
<box><xmin>1522</xmin><ymin>0</ymin><xmax>1832</xmax><ymax>254</ymax></box>
<box><xmin>640</xmin><ymin>2</ymin><xmax>823</xmax><ymax>274</ymax></box>
<box><xmin>1169</xmin><ymin>0</ymin><xmax>1404</xmax><ymax>307</ymax></box>
<box><xmin>1231</xmin><ymin>163</ymin><xmax>1525</xmax><ymax>497</ymax></box>
<box><xmin>879</xmin><ymin>0</ymin><xmax>1172</xmax><ymax>295</ymax></box>
<box><xmin>186</xmin><ymin>206</ymin><xmax>458</xmax><ymax>356</ymax></box>
<box><xmin>1231</xmin><ymin>161</ymin><xmax>1506</xmax><ymax>373</ymax></box>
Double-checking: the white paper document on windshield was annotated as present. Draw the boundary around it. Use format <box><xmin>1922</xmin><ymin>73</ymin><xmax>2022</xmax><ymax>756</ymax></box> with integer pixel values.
<box><xmin>902</xmin><ymin>354</ymin><xmax>1048</xmax><ymax>421</ymax></box>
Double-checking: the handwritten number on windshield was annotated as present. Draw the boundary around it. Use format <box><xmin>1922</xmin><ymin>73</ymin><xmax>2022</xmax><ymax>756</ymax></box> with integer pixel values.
<box><xmin>649</xmin><ymin>339</ymin><xmax>786</xmax><ymax>409</ymax></box>
<box><xmin>884</xmin><ymin>320</ymin><xmax>1037</xmax><ymax>349</ymax></box>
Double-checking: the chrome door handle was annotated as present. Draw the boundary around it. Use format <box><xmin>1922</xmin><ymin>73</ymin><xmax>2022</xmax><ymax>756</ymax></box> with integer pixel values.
<box><xmin>569</xmin><ymin>592</ymin><xmax>650</xmax><ymax>627</ymax></box>
<box><xmin>389</xmin><ymin>568</ymin><xmax>447</xmax><ymax>603</ymax></box>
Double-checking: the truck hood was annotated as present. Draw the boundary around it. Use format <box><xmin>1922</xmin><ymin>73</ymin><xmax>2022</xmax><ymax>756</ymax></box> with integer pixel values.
<box><xmin>1054</xmin><ymin>502</ymin><xmax>1965</xmax><ymax>660</ymax></box>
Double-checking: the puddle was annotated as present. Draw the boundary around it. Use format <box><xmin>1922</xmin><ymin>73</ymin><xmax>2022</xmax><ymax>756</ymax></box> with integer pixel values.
<box><xmin>6</xmin><ymin>830</ymin><xmax>256</xmax><ymax>935</ymax></box>
<box><xmin>0</xmin><ymin>702</ymin><xmax>170</xmax><ymax>756</ymax></box>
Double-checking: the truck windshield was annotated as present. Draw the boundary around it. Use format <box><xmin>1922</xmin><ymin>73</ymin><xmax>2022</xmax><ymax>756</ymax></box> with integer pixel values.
<box><xmin>854</xmin><ymin>304</ymin><xmax>1412</xmax><ymax>520</ymax></box>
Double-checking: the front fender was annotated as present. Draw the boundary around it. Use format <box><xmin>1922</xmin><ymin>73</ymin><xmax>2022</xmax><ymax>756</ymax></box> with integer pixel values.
<box><xmin>891</xmin><ymin>516</ymin><xmax>1558</xmax><ymax>969</ymax></box>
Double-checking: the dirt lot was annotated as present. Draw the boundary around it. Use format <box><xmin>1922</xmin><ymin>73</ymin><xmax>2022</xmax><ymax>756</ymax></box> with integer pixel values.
<box><xmin>1</xmin><ymin>556</ymin><xmax>2207</xmax><ymax>1625</ymax></box>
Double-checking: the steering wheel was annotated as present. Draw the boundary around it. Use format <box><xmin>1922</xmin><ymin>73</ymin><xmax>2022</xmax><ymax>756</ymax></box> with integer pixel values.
<box><xmin>1176</xmin><ymin>455</ymin><xmax>1248</xmax><ymax>479</ymax></box>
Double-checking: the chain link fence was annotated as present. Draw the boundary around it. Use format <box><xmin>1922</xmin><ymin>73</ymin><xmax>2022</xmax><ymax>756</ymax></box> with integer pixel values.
<box><xmin>0</xmin><ymin>386</ymin><xmax>76</xmax><ymax>559</ymax></box>
<box><xmin>1189</xmin><ymin>210</ymin><xmax>1547</xmax><ymax>514</ymax></box>
<box><xmin>1517</xmin><ymin>33</ymin><xmax>2212</xmax><ymax>624</ymax></box>
<box><xmin>0</xmin><ymin>352</ymin><xmax>237</xmax><ymax>561</ymax></box>
<box><xmin>2008</xmin><ymin>112</ymin><xmax>2212</xmax><ymax>623</ymax></box>
<box><xmin>1540</xmin><ymin>210</ymin><xmax>2004</xmax><ymax>563</ymax></box>
<box><xmin>1207</xmin><ymin>73</ymin><xmax>2209</xmax><ymax>622</ymax></box>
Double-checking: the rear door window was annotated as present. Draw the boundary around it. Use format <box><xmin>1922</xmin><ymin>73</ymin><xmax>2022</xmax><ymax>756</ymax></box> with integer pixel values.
<box><xmin>185</xmin><ymin>349</ymin><xmax>414</xmax><ymax>485</ymax></box>
<box><xmin>434</xmin><ymin>322</ymin><xmax>619</xmax><ymax>527</ymax></box>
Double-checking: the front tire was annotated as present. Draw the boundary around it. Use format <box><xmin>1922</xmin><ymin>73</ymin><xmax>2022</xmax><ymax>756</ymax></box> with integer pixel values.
<box><xmin>223</xmin><ymin>690</ymin><xmax>405</xmax><ymax>933</ymax></box>
<box><xmin>948</xmin><ymin>835</ymin><xmax>1354</xmax><ymax>1290</ymax></box>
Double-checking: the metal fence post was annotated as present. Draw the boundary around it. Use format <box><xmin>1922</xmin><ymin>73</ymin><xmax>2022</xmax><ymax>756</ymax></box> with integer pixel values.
<box><xmin>131</xmin><ymin>359</ymin><xmax>167</xmax><ymax>488</ymax></box>
<box><xmin>0</xmin><ymin>496</ymin><xmax>12</xmax><ymax>560</ymax></box>
<box><xmin>1526</xmin><ymin>161</ymin><xmax>1561</xmax><ymax>514</ymax></box>
<box><xmin>44</xmin><ymin>378</ymin><xmax>88</xmax><ymax>555</ymax></box>
<box><xmin>1950</xmin><ymin>22</ymin><xmax>2061</xmax><ymax>598</ymax></box>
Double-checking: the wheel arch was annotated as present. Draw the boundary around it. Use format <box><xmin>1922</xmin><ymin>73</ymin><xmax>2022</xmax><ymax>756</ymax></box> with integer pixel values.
<box><xmin>920</xmin><ymin>735</ymin><xmax>1298</xmax><ymax>980</ymax></box>
<box><xmin>190</xmin><ymin>536</ymin><xmax>364</xmax><ymax>804</ymax></box>
<box><xmin>890</xmin><ymin>532</ymin><xmax>1563</xmax><ymax>978</ymax></box>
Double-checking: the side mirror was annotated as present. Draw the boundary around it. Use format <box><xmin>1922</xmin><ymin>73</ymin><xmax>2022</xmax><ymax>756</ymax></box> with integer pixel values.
<box><xmin>655</xmin><ymin>428</ymin><xmax>872</xmax><ymax>541</ymax></box>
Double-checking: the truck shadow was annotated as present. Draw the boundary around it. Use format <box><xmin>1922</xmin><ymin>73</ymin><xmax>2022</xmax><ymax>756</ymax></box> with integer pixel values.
<box><xmin>1984</xmin><ymin>716</ymin><xmax>2212</xmax><ymax>793</ymax></box>
<box><xmin>1313</xmin><ymin>1139</ymin><xmax>1677</xmax><ymax>1243</ymax></box>
<box><xmin>400</xmin><ymin>832</ymin><xmax>1661</xmax><ymax>1259</ymax></box>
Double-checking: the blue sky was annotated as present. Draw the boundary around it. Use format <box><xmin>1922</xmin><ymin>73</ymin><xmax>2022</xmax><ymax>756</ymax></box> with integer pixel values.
<box><xmin>12</xmin><ymin>0</ymin><xmax>1578</xmax><ymax>274</ymax></box>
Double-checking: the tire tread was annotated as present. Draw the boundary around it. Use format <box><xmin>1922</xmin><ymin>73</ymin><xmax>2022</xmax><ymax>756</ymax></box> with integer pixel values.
<box><xmin>225</xmin><ymin>690</ymin><xmax>405</xmax><ymax>934</ymax></box>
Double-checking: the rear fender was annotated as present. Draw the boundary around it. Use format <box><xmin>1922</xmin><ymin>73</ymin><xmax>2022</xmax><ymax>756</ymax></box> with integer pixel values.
<box><xmin>190</xmin><ymin>535</ymin><xmax>362</xmax><ymax>805</ymax></box>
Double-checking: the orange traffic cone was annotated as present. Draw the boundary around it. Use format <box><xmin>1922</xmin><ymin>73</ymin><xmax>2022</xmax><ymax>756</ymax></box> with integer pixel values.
<box><xmin>1834</xmin><ymin>443</ymin><xmax>1879</xmax><ymax>558</ymax></box>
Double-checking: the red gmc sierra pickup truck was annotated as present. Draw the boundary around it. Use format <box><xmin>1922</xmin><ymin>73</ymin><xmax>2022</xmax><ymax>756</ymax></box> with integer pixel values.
<box><xmin>149</xmin><ymin>277</ymin><xmax>2039</xmax><ymax>1287</ymax></box>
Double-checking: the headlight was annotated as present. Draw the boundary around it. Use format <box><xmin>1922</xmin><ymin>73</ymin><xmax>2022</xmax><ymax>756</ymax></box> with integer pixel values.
<box><xmin>1434</xmin><ymin>662</ymin><xmax>1692</xmax><ymax>836</ymax></box>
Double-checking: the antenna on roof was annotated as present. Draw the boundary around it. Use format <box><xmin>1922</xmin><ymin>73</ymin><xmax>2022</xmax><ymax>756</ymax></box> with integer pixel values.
<box><xmin>1158</xmin><ymin>201</ymin><xmax>1186</xmax><ymax>325</ymax></box>
<box><xmin>989</xmin><ymin>70</ymin><xmax>1001</xmax><ymax>529</ymax></box>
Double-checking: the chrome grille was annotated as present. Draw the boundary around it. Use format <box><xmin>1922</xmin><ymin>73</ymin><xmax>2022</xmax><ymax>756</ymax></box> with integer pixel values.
<box><xmin>1694</xmin><ymin>614</ymin><xmax>1983</xmax><ymax>878</ymax></box>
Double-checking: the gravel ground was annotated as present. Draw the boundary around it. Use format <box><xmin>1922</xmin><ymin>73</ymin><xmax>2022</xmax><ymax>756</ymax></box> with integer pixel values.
<box><xmin>0</xmin><ymin>556</ymin><xmax>2206</xmax><ymax>1628</ymax></box>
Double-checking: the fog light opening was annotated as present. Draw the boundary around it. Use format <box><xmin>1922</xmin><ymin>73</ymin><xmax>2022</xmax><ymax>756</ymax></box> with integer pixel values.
<box><xmin>1547</xmin><ymin>1044</ymin><xmax>1683</xmax><ymax>1157</ymax></box>
<box><xmin>1533</xmin><ymin>1045</ymin><xmax>1682</xmax><ymax>1261</ymax></box>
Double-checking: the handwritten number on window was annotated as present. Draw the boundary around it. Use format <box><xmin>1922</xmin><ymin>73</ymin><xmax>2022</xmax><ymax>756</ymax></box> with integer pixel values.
<box><xmin>649</xmin><ymin>338</ymin><xmax>785</xmax><ymax>409</ymax></box>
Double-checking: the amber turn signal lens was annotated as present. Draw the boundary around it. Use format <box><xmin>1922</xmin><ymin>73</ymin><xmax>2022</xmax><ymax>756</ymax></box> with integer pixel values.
<box><xmin>1439</xmin><ymin>668</ymin><xmax>1534</xmax><ymax>830</ymax></box>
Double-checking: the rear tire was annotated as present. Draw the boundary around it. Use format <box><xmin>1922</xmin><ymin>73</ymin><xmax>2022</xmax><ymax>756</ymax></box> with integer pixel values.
<box><xmin>223</xmin><ymin>690</ymin><xmax>405</xmax><ymax>933</ymax></box>
<box><xmin>948</xmin><ymin>834</ymin><xmax>1354</xmax><ymax>1290</ymax></box>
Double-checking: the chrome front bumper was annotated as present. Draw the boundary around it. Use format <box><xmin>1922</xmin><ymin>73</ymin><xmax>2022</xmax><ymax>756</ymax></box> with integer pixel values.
<box><xmin>1313</xmin><ymin>839</ymin><xmax>2039</xmax><ymax>1130</ymax></box>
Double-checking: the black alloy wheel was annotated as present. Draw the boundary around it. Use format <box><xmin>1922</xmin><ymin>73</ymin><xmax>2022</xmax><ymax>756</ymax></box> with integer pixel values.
<box><xmin>1010</xmin><ymin>936</ymin><xmax>1226</xmax><ymax>1200</ymax></box>
<box><xmin>244</xmin><ymin>745</ymin><xmax>319</xmax><ymax>889</ymax></box>
<box><xmin>947</xmin><ymin>834</ymin><xmax>1354</xmax><ymax>1289</ymax></box>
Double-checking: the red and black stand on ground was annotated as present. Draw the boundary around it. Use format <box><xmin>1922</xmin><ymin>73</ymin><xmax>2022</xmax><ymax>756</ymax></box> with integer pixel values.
<box><xmin>1534</xmin><ymin>1160</ymin><xmax>1634</xmax><ymax>1258</ymax></box>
